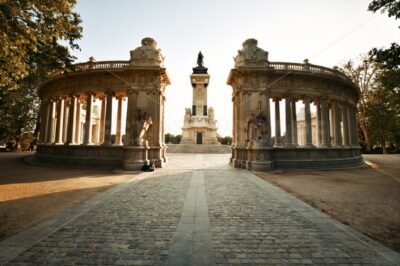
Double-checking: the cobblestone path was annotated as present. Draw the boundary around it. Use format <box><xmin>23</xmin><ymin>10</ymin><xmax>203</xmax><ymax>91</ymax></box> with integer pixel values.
<box><xmin>1</xmin><ymin>154</ymin><xmax>398</xmax><ymax>265</ymax></box>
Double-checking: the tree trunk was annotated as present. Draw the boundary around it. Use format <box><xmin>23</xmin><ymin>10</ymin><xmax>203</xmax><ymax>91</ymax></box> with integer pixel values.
<box><xmin>359</xmin><ymin>113</ymin><xmax>372</xmax><ymax>151</ymax></box>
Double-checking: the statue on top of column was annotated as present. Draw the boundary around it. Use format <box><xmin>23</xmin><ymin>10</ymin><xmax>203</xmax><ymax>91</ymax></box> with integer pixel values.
<box><xmin>197</xmin><ymin>51</ymin><xmax>204</xmax><ymax>67</ymax></box>
<box><xmin>134</xmin><ymin>109</ymin><xmax>153</xmax><ymax>146</ymax></box>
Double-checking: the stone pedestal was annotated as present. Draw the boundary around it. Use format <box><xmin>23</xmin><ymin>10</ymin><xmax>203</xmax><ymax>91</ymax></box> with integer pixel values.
<box><xmin>246</xmin><ymin>145</ymin><xmax>273</xmax><ymax>171</ymax></box>
<box><xmin>123</xmin><ymin>146</ymin><xmax>150</xmax><ymax>170</ymax></box>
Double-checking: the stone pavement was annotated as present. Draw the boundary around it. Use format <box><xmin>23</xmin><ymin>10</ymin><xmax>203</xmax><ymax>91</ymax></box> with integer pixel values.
<box><xmin>1</xmin><ymin>154</ymin><xmax>399</xmax><ymax>265</ymax></box>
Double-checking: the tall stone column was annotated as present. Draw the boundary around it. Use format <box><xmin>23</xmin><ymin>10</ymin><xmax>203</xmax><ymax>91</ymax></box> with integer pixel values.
<box><xmin>83</xmin><ymin>93</ymin><xmax>94</xmax><ymax>145</ymax></box>
<box><xmin>285</xmin><ymin>95</ymin><xmax>293</xmax><ymax>147</ymax></box>
<box><xmin>316</xmin><ymin>101</ymin><xmax>322</xmax><ymax>146</ymax></box>
<box><xmin>125</xmin><ymin>91</ymin><xmax>138</xmax><ymax>146</ymax></box>
<box><xmin>74</xmin><ymin>98</ymin><xmax>82</xmax><ymax>144</ymax></box>
<box><xmin>320</xmin><ymin>98</ymin><xmax>331</xmax><ymax>147</ymax></box>
<box><xmin>62</xmin><ymin>102</ymin><xmax>69</xmax><ymax>143</ymax></box>
<box><xmin>342</xmin><ymin>103</ymin><xmax>350</xmax><ymax>146</ymax></box>
<box><xmin>303</xmin><ymin>97</ymin><xmax>314</xmax><ymax>147</ymax></box>
<box><xmin>261</xmin><ymin>90</ymin><xmax>271</xmax><ymax>146</ymax></box>
<box><xmin>102</xmin><ymin>90</ymin><xmax>113</xmax><ymax>146</ymax></box>
<box><xmin>66</xmin><ymin>95</ymin><xmax>77</xmax><ymax>145</ymax></box>
<box><xmin>54</xmin><ymin>98</ymin><xmax>64</xmax><ymax>144</ymax></box>
<box><xmin>99</xmin><ymin>96</ymin><xmax>106</xmax><ymax>144</ymax></box>
<box><xmin>243</xmin><ymin>92</ymin><xmax>251</xmax><ymax>144</ymax></box>
<box><xmin>274</xmin><ymin>98</ymin><xmax>283</xmax><ymax>146</ymax></box>
<box><xmin>47</xmin><ymin>100</ymin><xmax>56</xmax><ymax>144</ymax></box>
<box><xmin>332</xmin><ymin>100</ymin><xmax>342</xmax><ymax>147</ymax></box>
<box><xmin>115</xmin><ymin>96</ymin><xmax>123</xmax><ymax>145</ymax></box>
<box><xmin>39</xmin><ymin>101</ymin><xmax>50</xmax><ymax>143</ymax></box>
<box><xmin>291</xmin><ymin>98</ymin><xmax>298</xmax><ymax>145</ymax></box>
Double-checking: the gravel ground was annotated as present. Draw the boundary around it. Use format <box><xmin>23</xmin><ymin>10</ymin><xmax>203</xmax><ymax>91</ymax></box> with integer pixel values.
<box><xmin>258</xmin><ymin>154</ymin><xmax>400</xmax><ymax>252</ymax></box>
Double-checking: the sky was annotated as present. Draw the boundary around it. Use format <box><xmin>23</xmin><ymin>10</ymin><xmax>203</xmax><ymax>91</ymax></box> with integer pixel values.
<box><xmin>70</xmin><ymin>0</ymin><xmax>399</xmax><ymax>136</ymax></box>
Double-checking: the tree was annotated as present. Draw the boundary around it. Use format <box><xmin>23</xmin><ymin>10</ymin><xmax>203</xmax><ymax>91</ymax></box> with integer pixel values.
<box><xmin>368</xmin><ymin>0</ymin><xmax>400</xmax><ymax>69</ymax></box>
<box><xmin>0</xmin><ymin>0</ymin><xmax>82</xmax><ymax>148</ymax></box>
<box><xmin>0</xmin><ymin>0</ymin><xmax>82</xmax><ymax>90</ymax></box>
<box><xmin>340</xmin><ymin>55</ymin><xmax>382</xmax><ymax>151</ymax></box>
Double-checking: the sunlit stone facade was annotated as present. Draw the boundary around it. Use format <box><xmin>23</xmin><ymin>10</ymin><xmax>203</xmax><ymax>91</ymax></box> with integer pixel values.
<box><xmin>35</xmin><ymin>38</ymin><xmax>170</xmax><ymax>170</ymax></box>
<box><xmin>227</xmin><ymin>39</ymin><xmax>362</xmax><ymax>170</ymax></box>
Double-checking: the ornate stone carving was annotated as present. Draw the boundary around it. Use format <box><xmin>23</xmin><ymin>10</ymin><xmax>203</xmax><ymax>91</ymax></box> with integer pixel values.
<box><xmin>130</xmin><ymin>37</ymin><xmax>165</xmax><ymax>67</ymax></box>
<box><xmin>133</xmin><ymin>109</ymin><xmax>153</xmax><ymax>146</ymax></box>
<box><xmin>234</xmin><ymin>39</ymin><xmax>269</xmax><ymax>68</ymax></box>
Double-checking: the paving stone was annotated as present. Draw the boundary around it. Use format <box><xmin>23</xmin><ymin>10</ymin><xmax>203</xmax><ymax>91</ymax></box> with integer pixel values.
<box><xmin>1</xmin><ymin>154</ymin><xmax>398</xmax><ymax>265</ymax></box>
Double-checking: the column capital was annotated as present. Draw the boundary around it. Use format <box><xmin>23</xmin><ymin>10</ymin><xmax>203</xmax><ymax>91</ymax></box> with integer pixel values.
<box><xmin>105</xmin><ymin>89</ymin><xmax>115</xmax><ymax>96</ymax></box>
<box><xmin>272</xmin><ymin>97</ymin><xmax>281</xmax><ymax>102</ymax></box>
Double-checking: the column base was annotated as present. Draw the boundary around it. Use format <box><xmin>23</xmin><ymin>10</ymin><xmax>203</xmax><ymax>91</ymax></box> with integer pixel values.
<box><xmin>318</xmin><ymin>143</ymin><xmax>332</xmax><ymax>148</ymax></box>
<box><xmin>82</xmin><ymin>142</ymin><xmax>94</xmax><ymax>146</ymax></box>
<box><xmin>273</xmin><ymin>143</ymin><xmax>284</xmax><ymax>147</ymax></box>
<box><xmin>303</xmin><ymin>144</ymin><xmax>315</xmax><ymax>148</ymax></box>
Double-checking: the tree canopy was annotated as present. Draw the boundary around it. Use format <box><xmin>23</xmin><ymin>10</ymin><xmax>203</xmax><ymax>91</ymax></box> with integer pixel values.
<box><xmin>0</xmin><ymin>0</ymin><xmax>82</xmax><ymax>149</ymax></box>
<box><xmin>0</xmin><ymin>0</ymin><xmax>82</xmax><ymax>90</ymax></box>
<box><xmin>368</xmin><ymin>0</ymin><xmax>400</xmax><ymax>69</ymax></box>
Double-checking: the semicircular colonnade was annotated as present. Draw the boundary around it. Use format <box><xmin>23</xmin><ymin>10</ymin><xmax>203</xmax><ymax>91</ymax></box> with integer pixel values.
<box><xmin>35</xmin><ymin>37</ymin><xmax>363</xmax><ymax>170</ymax></box>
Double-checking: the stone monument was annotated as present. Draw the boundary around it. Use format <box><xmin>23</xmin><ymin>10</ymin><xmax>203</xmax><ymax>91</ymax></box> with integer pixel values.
<box><xmin>180</xmin><ymin>52</ymin><xmax>219</xmax><ymax>145</ymax></box>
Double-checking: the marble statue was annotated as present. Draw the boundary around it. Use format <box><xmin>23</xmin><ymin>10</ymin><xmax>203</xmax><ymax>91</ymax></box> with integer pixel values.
<box><xmin>134</xmin><ymin>109</ymin><xmax>153</xmax><ymax>146</ymax></box>
<box><xmin>246</xmin><ymin>101</ymin><xmax>269</xmax><ymax>145</ymax></box>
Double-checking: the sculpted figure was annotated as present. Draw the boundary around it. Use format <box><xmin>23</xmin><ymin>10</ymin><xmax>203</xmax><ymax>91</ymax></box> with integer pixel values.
<box><xmin>134</xmin><ymin>110</ymin><xmax>153</xmax><ymax>146</ymax></box>
<box><xmin>247</xmin><ymin>101</ymin><xmax>270</xmax><ymax>145</ymax></box>
<box><xmin>246</xmin><ymin>112</ymin><xmax>256</xmax><ymax>142</ymax></box>
<box><xmin>197</xmin><ymin>51</ymin><xmax>204</xmax><ymax>67</ymax></box>
<box><xmin>184</xmin><ymin>108</ymin><xmax>191</xmax><ymax>124</ymax></box>
<box><xmin>208</xmin><ymin>107</ymin><xmax>216</xmax><ymax>126</ymax></box>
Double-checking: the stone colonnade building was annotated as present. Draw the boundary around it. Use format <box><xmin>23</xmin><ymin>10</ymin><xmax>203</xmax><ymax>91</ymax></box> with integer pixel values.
<box><xmin>227</xmin><ymin>39</ymin><xmax>362</xmax><ymax>170</ymax></box>
<box><xmin>36</xmin><ymin>37</ymin><xmax>363</xmax><ymax>170</ymax></box>
<box><xmin>36</xmin><ymin>38</ymin><xmax>170</xmax><ymax>170</ymax></box>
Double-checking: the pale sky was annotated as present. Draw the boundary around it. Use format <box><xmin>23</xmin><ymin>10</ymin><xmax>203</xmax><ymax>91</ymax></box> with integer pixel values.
<box><xmin>71</xmin><ymin>0</ymin><xmax>399</xmax><ymax>136</ymax></box>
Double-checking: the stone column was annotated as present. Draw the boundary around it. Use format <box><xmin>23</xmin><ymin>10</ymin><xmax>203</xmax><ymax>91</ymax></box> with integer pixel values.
<box><xmin>102</xmin><ymin>90</ymin><xmax>113</xmax><ymax>146</ymax></box>
<box><xmin>261</xmin><ymin>90</ymin><xmax>271</xmax><ymax>146</ymax></box>
<box><xmin>47</xmin><ymin>100</ymin><xmax>56</xmax><ymax>144</ymax></box>
<box><xmin>62</xmin><ymin>102</ymin><xmax>69</xmax><ymax>143</ymax></box>
<box><xmin>54</xmin><ymin>98</ymin><xmax>64</xmax><ymax>144</ymax></box>
<box><xmin>274</xmin><ymin>98</ymin><xmax>283</xmax><ymax>146</ymax></box>
<box><xmin>99</xmin><ymin>96</ymin><xmax>106</xmax><ymax>144</ymax></box>
<box><xmin>115</xmin><ymin>96</ymin><xmax>123</xmax><ymax>145</ymax></box>
<box><xmin>39</xmin><ymin>101</ymin><xmax>50</xmax><ymax>143</ymax></box>
<box><xmin>291</xmin><ymin>98</ymin><xmax>298</xmax><ymax>146</ymax></box>
<box><xmin>74</xmin><ymin>98</ymin><xmax>82</xmax><ymax>144</ymax></box>
<box><xmin>125</xmin><ymin>90</ymin><xmax>138</xmax><ymax>145</ymax></box>
<box><xmin>83</xmin><ymin>93</ymin><xmax>94</xmax><ymax>145</ymax></box>
<box><xmin>342</xmin><ymin>103</ymin><xmax>350</xmax><ymax>147</ymax></box>
<box><xmin>66</xmin><ymin>95</ymin><xmax>77</xmax><ymax>145</ymax></box>
<box><xmin>316</xmin><ymin>101</ymin><xmax>322</xmax><ymax>146</ymax></box>
<box><xmin>320</xmin><ymin>98</ymin><xmax>331</xmax><ymax>147</ymax></box>
<box><xmin>285</xmin><ymin>95</ymin><xmax>293</xmax><ymax>147</ymax></box>
<box><xmin>303</xmin><ymin>97</ymin><xmax>314</xmax><ymax>147</ymax></box>
<box><xmin>332</xmin><ymin>100</ymin><xmax>342</xmax><ymax>147</ymax></box>
<box><xmin>232</xmin><ymin>93</ymin><xmax>237</xmax><ymax>145</ymax></box>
